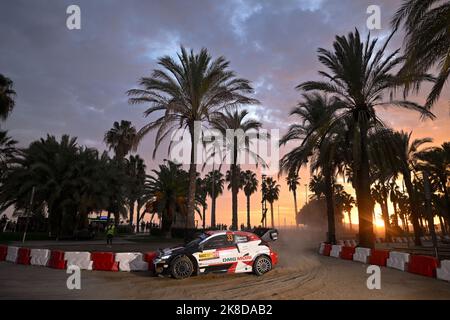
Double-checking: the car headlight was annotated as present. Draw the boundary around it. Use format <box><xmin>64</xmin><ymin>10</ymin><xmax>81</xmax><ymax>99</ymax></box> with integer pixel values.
<box><xmin>160</xmin><ymin>255</ymin><xmax>171</xmax><ymax>260</ymax></box>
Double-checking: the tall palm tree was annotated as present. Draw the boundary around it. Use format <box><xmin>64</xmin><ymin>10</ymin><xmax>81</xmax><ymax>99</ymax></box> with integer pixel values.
<box><xmin>340</xmin><ymin>191</ymin><xmax>355</xmax><ymax>231</ymax></box>
<box><xmin>104</xmin><ymin>120</ymin><xmax>137</xmax><ymax>160</ymax></box>
<box><xmin>280</xmin><ymin>93</ymin><xmax>344</xmax><ymax>244</ymax></box>
<box><xmin>416</xmin><ymin>142</ymin><xmax>450</xmax><ymax>229</ymax></box>
<box><xmin>212</xmin><ymin>108</ymin><xmax>263</xmax><ymax>230</ymax></box>
<box><xmin>389</xmin><ymin>181</ymin><xmax>401</xmax><ymax>228</ymax></box>
<box><xmin>196</xmin><ymin>176</ymin><xmax>208</xmax><ymax>229</ymax></box>
<box><xmin>0</xmin><ymin>74</ymin><xmax>16</xmax><ymax>120</ymax></box>
<box><xmin>297</xmin><ymin>29</ymin><xmax>434</xmax><ymax>248</ymax></box>
<box><xmin>286</xmin><ymin>171</ymin><xmax>300</xmax><ymax>220</ymax></box>
<box><xmin>204</xmin><ymin>169</ymin><xmax>224</xmax><ymax>228</ymax></box>
<box><xmin>128</xmin><ymin>47</ymin><xmax>259</xmax><ymax>229</ymax></box>
<box><xmin>371</xmin><ymin>182</ymin><xmax>392</xmax><ymax>241</ymax></box>
<box><xmin>387</xmin><ymin>130</ymin><xmax>432</xmax><ymax>244</ymax></box>
<box><xmin>264</xmin><ymin>177</ymin><xmax>280</xmax><ymax>228</ymax></box>
<box><xmin>241</xmin><ymin>170</ymin><xmax>258</xmax><ymax>229</ymax></box>
<box><xmin>392</xmin><ymin>0</ymin><xmax>450</xmax><ymax>107</ymax></box>
<box><xmin>124</xmin><ymin>155</ymin><xmax>146</xmax><ymax>228</ymax></box>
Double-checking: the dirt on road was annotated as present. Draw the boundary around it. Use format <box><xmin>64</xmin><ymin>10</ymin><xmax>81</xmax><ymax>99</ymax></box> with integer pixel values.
<box><xmin>1</xmin><ymin>230</ymin><xmax>450</xmax><ymax>300</ymax></box>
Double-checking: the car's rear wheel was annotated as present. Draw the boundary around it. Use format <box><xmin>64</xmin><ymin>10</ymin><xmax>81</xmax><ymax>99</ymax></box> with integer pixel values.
<box><xmin>253</xmin><ymin>255</ymin><xmax>272</xmax><ymax>276</ymax></box>
<box><xmin>170</xmin><ymin>256</ymin><xmax>194</xmax><ymax>279</ymax></box>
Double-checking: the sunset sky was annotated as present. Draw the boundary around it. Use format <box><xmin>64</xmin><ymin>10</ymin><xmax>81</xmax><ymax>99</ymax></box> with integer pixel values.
<box><xmin>0</xmin><ymin>0</ymin><xmax>448</xmax><ymax>227</ymax></box>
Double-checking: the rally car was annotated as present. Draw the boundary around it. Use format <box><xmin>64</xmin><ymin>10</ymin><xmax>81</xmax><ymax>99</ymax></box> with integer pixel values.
<box><xmin>151</xmin><ymin>228</ymin><xmax>278</xmax><ymax>279</ymax></box>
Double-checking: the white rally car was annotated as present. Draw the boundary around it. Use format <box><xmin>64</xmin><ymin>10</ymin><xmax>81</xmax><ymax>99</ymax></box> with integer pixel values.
<box><xmin>151</xmin><ymin>229</ymin><xmax>278</xmax><ymax>279</ymax></box>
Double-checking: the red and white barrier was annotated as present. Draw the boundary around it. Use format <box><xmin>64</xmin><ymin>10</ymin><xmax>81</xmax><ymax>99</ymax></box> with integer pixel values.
<box><xmin>387</xmin><ymin>251</ymin><xmax>410</xmax><ymax>271</ymax></box>
<box><xmin>330</xmin><ymin>245</ymin><xmax>342</xmax><ymax>258</ymax></box>
<box><xmin>115</xmin><ymin>253</ymin><xmax>149</xmax><ymax>272</ymax></box>
<box><xmin>92</xmin><ymin>252</ymin><xmax>119</xmax><ymax>271</ymax></box>
<box><xmin>6</xmin><ymin>246</ymin><xmax>19</xmax><ymax>263</ymax></box>
<box><xmin>353</xmin><ymin>247</ymin><xmax>371</xmax><ymax>264</ymax></box>
<box><xmin>17</xmin><ymin>248</ymin><xmax>31</xmax><ymax>265</ymax></box>
<box><xmin>48</xmin><ymin>250</ymin><xmax>66</xmax><ymax>269</ymax></box>
<box><xmin>0</xmin><ymin>245</ymin><xmax>7</xmax><ymax>261</ymax></box>
<box><xmin>65</xmin><ymin>252</ymin><xmax>93</xmax><ymax>270</ymax></box>
<box><xmin>30</xmin><ymin>249</ymin><xmax>51</xmax><ymax>266</ymax></box>
<box><xmin>340</xmin><ymin>246</ymin><xmax>355</xmax><ymax>260</ymax></box>
<box><xmin>318</xmin><ymin>243</ymin><xmax>325</xmax><ymax>255</ymax></box>
<box><xmin>437</xmin><ymin>260</ymin><xmax>450</xmax><ymax>282</ymax></box>
<box><xmin>408</xmin><ymin>255</ymin><xmax>438</xmax><ymax>278</ymax></box>
<box><xmin>369</xmin><ymin>249</ymin><xmax>390</xmax><ymax>267</ymax></box>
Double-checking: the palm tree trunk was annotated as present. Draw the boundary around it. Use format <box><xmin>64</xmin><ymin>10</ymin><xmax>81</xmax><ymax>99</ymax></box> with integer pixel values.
<box><xmin>202</xmin><ymin>206</ymin><xmax>206</xmax><ymax>229</ymax></box>
<box><xmin>403</xmin><ymin>170</ymin><xmax>422</xmax><ymax>245</ymax></box>
<box><xmin>356</xmin><ymin>118</ymin><xmax>374</xmax><ymax>248</ymax></box>
<box><xmin>348</xmin><ymin>211</ymin><xmax>353</xmax><ymax>231</ymax></box>
<box><xmin>246</xmin><ymin>195</ymin><xmax>251</xmax><ymax>229</ymax></box>
<box><xmin>186</xmin><ymin>126</ymin><xmax>198</xmax><ymax>229</ymax></box>
<box><xmin>381</xmin><ymin>201</ymin><xmax>391</xmax><ymax>242</ymax></box>
<box><xmin>211</xmin><ymin>196</ymin><xmax>217</xmax><ymax>228</ymax></box>
<box><xmin>323</xmin><ymin>165</ymin><xmax>336</xmax><ymax>244</ymax></box>
<box><xmin>129</xmin><ymin>200</ymin><xmax>135</xmax><ymax>228</ymax></box>
<box><xmin>440</xmin><ymin>176</ymin><xmax>450</xmax><ymax>232</ymax></box>
<box><xmin>231</xmin><ymin>138</ymin><xmax>238</xmax><ymax>230</ymax></box>
<box><xmin>270</xmin><ymin>202</ymin><xmax>274</xmax><ymax>228</ymax></box>
<box><xmin>293</xmin><ymin>189</ymin><xmax>298</xmax><ymax>219</ymax></box>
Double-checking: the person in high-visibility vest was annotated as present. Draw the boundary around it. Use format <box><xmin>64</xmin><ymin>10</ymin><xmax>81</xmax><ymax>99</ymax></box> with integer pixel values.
<box><xmin>106</xmin><ymin>223</ymin><xmax>116</xmax><ymax>246</ymax></box>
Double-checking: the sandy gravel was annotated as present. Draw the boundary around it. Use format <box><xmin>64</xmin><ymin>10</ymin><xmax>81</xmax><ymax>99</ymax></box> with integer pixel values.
<box><xmin>1</xmin><ymin>231</ymin><xmax>450</xmax><ymax>300</ymax></box>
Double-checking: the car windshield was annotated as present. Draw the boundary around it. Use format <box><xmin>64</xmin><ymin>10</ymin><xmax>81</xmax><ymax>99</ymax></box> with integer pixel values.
<box><xmin>185</xmin><ymin>233</ymin><xmax>208</xmax><ymax>248</ymax></box>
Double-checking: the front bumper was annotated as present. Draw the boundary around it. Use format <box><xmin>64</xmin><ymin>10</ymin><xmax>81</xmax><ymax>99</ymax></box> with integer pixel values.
<box><xmin>153</xmin><ymin>258</ymin><xmax>170</xmax><ymax>274</ymax></box>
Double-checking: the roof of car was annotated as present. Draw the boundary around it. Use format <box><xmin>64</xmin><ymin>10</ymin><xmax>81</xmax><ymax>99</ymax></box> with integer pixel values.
<box><xmin>204</xmin><ymin>230</ymin><xmax>260</xmax><ymax>238</ymax></box>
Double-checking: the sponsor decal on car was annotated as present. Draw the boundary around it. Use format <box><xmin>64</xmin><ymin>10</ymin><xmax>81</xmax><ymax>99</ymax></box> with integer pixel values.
<box><xmin>222</xmin><ymin>256</ymin><xmax>252</xmax><ymax>263</ymax></box>
<box><xmin>199</xmin><ymin>251</ymin><xmax>219</xmax><ymax>261</ymax></box>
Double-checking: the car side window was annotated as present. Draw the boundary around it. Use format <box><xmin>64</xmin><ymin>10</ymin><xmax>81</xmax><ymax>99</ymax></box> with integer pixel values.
<box><xmin>203</xmin><ymin>235</ymin><xmax>230</xmax><ymax>250</ymax></box>
<box><xmin>234</xmin><ymin>235</ymin><xmax>248</xmax><ymax>244</ymax></box>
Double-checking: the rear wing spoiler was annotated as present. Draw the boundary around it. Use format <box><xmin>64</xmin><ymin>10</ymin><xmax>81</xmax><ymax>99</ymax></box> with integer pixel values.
<box><xmin>252</xmin><ymin>228</ymin><xmax>278</xmax><ymax>242</ymax></box>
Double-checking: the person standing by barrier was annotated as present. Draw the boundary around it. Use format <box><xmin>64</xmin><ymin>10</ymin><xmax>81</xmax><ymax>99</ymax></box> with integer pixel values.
<box><xmin>106</xmin><ymin>223</ymin><xmax>115</xmax><ymax>246</ymax></box>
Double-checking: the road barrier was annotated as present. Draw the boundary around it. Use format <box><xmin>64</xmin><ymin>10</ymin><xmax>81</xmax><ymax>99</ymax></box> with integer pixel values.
<box><xmin>386</xmin><ymin>251</ymin><xmax>410</xmax><ymax>271</ymax></box>
<box><xmin>115</xmin><ymin>252</ymin><xmax>149</xmax><ymax>272</ymax></box>
<box><xmin>318</xmin><ymin>243</ymin><xmax>325</xmax><ymax>255</ymax></box>
<box><xmin>144</xmin><ymin>251</ymin><xmax>158</xmax><ymax>272</ymax></box>
<box><xmin>353</xmin><ymin>247</ymin><xmax>371</xmax><ymax>264</ymax></box>
<box><xmin>322</xmin><ymin>244</ymin><xmax>332</xmax><ymax>256</ymax></box>
<box><xmin>48</xmin><ymin>250</ymin><xmax>66</xmax><ymax>269</ymax></box>
<box><xmin>92</xmin><ymin>252</ymin><xmax>119</xmax><ymax>271</ymax></box>
<box><xmin>0</xmin><ymin>245</ymin><xmax>7</xmax><ymax>261</ymax></box>
<box><xmin>330</xmin><ymin>245</ymin><xmax>342</xmax><ymax>258</ymax></box>
<box><xmin>408</xmin><ymin>255</ymin><xmax>438</xmax><ymax>278</ymax></box>
<box><xmin>17</xmin><ymin>247</ymin><xmax>31</xmax><ymax>265</ymax></box>
<box><xmin>30</xmin><ymin>249</ymin><xmax>51</xmax><ymax>266</ymax></box>
<box><xmin>369</xmin><ymin>249</ymin><xmax>390</xmax><ymax>267</ymax></box>
<box><xmin>437</xmin><ymin>260</ymin><xmax>450</xmax><ymax>282</ymax></box>
<box><xmin>65</xmin><ymin>252</ymin><xmax>93</xmax><ymax>270</ymax></box>
<box><xmin>340</xmin><ymin>246</ymin><xmax>355</xmax><ymax>260</ymax></box>
<box><xmin>6</xmin><ymin>246</ymin><xmax>19</xmax><ymax>263</ymax></box>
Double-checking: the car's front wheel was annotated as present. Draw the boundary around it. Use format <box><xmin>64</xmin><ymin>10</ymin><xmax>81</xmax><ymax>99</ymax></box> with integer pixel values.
<box><xmin>170</xmin><ymin>256</ymin><xmax>194</xmax><ymax>279</ymax></box>
<box><xmin>253</xmin><ymin>255</ymin><xmax>272</xmax><ymax>276</ymax></box>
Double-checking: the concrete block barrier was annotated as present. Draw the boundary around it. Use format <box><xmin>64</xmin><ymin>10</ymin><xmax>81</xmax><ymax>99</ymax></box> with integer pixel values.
<box><xmin>30</xmin><ymin>249</ymin><xmax>51</xmax><ymax>266</ymax></box>
<box><xmin>65</xmin><ymin>251</ymin><xmax>93</xmax><ymax>270</ymax></box>
<box><xmin>353</xmin><ymin>247</ymin><xmax>371</xmax><ymax>264</ymax></box>
<box><xmin>387</xmin><ymin>251</ymin><xmax>410</xmax><ymax>271</ymax></box>
<box><xmin>115</xmin><ymin>252</ymin><xmax>149</xmax><ymax>272</ymax></box>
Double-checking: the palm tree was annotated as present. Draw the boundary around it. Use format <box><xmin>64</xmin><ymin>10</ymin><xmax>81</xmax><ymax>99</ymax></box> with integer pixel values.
<box><xmin>416</xmin><ymin>142</ymin><xmax>450</xmax><ymax>230</ymax></box>
<box><xmin>392</xmin><ymin>0</ymin><xmax>450</xmax><ymax>107</ymax></box>
<box><xmin>264</xmin><ymin>177</ymin><xmax>280</xmax><ymax>228</ymax></box>
<box><xmin>212</xmin><ymin>108</ymin><xmax>263</xmax><ymax>230</ymax></box>
<box><xmin>145</xmin><ymin>161</ymin><xmax>190</xmax><ymax>235</ymax></box>
<box><xmin>286</xmin><ymin>171</ymin><xmax>300</xmax><ymax>221</ymax></box>
<box><xmin>297</xmin><ymin>29</ymin><xmax>434</xmax><ymax>248</ymax></box>
<box><xmin>128</xmin><ymin>47</ymin><xmax>259</xmax><ymax>229</ymax></box>
<box><xmin>0</xmin><ymin>130</ymin><xmax>17</xmax><ymax>175</ymax></box>
<box><xmin>340</xmin><ymin>190</ymin><xmax>355</xmax><ymax>231</ymax></box>
<box><xmin>204</xmin><ymin>169</ymin><xmax>224</xmax><ymax>228</ymax></box>
<box><xmin>280</xmin><ymin>93</ymin><xmax>344</xmax><ymax>244</ymax></box>
<box><xmin>0</xmin><ymin>74</ymin><xmax>16</xmax><ymax>120</ymax></box>
<box><xmin>104</xmin><ymin>120</ymin><xmax>137</xmax><ymax>160</ymax></box>
<box><xmin>371</xmin><ymin>182</ymin><xmax>392</xmax><ymax>241</ymax></box>
<box><xmin>124</xmin><ymin>155</ymin><xmax>146</xmax><ymax>229</ymax></box>
<box><xmin>196</xmin><ymin>176</ymin><xmax>208</xmax><ymax>229</ymax></box>
<box><xmin>387</xmin><ymin>130</ymin><xmax>432</xmax><ymax>244</ymax></box>
<box><xmin>241</xmin><ymin>170</ymin><xmax>258</xmax><ymax>229</ymax></box>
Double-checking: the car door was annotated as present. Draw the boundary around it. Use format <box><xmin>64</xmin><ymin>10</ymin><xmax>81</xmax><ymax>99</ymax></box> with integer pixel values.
<box><xmin>233</xmin><ymin>234</ymin><xmax>254</xmax><ymax>273</ymax></box>
<box><xmin>199</xmin><ymin>234</ymin><xmax>239</xmax><ymax>273</ymax></box>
